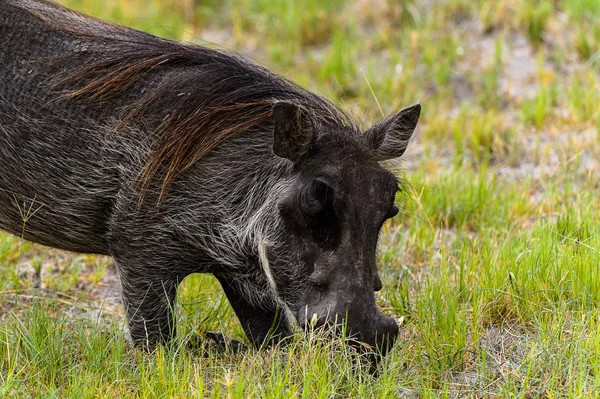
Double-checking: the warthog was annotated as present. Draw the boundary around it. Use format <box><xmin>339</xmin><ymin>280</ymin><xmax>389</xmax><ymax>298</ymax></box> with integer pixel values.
<box><xmin>0</xmin><ymin>0</ymin><xmax>420</xmax><ymax>357</ymax></box>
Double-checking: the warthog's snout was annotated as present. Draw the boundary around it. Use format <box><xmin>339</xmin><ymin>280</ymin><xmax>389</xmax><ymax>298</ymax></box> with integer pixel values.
<box><xmin>297</xmin><ymin>304</ymin><xmax>399</xmax><ymax>357</ymax></box>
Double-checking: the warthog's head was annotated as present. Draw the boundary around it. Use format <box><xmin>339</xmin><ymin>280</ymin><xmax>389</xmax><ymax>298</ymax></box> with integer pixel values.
<box><xmin>268</xmin><ymin>101</ymin><xmax>420</xmax><ymax>357</ymax></box>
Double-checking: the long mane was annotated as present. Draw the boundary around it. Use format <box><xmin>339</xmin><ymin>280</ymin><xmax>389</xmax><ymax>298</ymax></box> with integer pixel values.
<box><xmin>19</xmin><ymin>0</ymin><xmax>356</xmax><ymax>199</ymax></box>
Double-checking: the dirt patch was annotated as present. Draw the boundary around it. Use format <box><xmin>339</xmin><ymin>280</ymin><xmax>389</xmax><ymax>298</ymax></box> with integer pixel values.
<box><xmin>1</xmin><ymin>249</ymin><xmax>123</xmax><ymax>326</ymax></box>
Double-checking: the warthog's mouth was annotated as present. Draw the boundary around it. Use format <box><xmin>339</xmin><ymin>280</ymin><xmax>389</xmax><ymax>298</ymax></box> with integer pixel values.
<box><xmin>295</xmin><ymin>307</ymin><xmax>400</xmax><ymax>358</ymax></box>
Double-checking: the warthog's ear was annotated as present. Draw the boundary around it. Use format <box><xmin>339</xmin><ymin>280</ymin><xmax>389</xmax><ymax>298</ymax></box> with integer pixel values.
<box><xmin>364</xmin><ymin>103</ymin><xmax>421</xmax><ymax>160</ymax></box>
<box><xmin>272</xmin><ymin>101</ymin><xmax>315</xmax><ymax>162</ymax></box>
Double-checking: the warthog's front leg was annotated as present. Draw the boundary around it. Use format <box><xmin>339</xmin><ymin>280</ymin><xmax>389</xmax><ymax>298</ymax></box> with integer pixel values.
<box><xmin>216</xmin><ymin>275</ymin><xmax>290</xmax><ymax>348</ymax></box>
<box><xmin>115</xmin><ymin>259</ymin><xmax>181</xmax><ymax>349</ymax></box>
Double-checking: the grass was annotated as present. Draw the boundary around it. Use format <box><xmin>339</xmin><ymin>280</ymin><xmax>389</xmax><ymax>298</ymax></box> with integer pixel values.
<box><xmin>1</xmin><ymin>0</ymin><xmax>600</xmax><ymax>397</ymax></box>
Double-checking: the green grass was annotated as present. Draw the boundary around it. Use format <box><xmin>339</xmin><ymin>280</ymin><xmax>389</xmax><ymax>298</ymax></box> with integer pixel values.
<box><xmin>1</xmin><ymin>0</ymin><xmax>600</xmax><ymax>397</ymax></box>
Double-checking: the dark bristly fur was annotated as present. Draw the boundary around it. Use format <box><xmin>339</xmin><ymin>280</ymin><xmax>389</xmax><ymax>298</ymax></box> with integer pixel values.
<box><xmin>0</xmin><ymin>0</ymin><xmax>420</xmax><ymax>359</ymax></box>
<box><xmin>50</xmin><ymin>23</ymin><xmax>355</xmax><ymax>199</ymax></box>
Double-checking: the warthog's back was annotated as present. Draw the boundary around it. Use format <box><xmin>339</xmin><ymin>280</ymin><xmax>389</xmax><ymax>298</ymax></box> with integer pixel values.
<box><xmin>0</xmin><ymin>0</ymin><xmax>340</xmax><ymax>255</ymax></box>
<box><xmin>0</xmin><ymin>0</ymin><xmax>136</xmax><ymax>254</ymax></box>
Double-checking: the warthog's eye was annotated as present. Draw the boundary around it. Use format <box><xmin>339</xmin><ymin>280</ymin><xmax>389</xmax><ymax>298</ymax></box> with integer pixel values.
<box><xmin>300</xmin><ymin>177</ymin><xmax>338</xmax><ymax>245</ymax></box>
<box><xmin>300</xmin><ymin>178</ymin><xmax>332</xmax><ymax>217</ymax></box>
<box><xmin>279</xmin><ymin>176</ymin><xmax>339</xmax><ymax>246</ymax></box>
